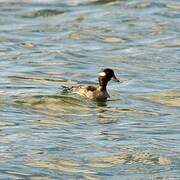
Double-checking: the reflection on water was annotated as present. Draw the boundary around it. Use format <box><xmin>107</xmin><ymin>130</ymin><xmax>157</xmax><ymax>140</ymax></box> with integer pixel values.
<box><xmin>27</xmin><ymin>148</ymin><xmax>171</xmax><ymax>177</ymax></box>
<box><xmin>0</xmin><ymin>0</ymin><xmax>180</xmax><ymax>179</ymax></box>
<box><xmin>144</xmin><ymin>90</ymin><xmax>180</xmax><ymax>107</ymax></box>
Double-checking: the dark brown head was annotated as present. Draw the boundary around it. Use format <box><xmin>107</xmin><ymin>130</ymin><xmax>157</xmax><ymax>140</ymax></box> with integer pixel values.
<box><xmin>98</xmin><ymin>68</ymin><xmax>119</xmax><ymax>89</ymax></box>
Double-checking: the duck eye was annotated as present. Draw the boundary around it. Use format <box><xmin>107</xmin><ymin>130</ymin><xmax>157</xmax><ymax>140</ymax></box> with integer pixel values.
<box><xmin>99</xmin><ymin>72</ymin><xmax>106</xmax><ymax>77</ymax></box>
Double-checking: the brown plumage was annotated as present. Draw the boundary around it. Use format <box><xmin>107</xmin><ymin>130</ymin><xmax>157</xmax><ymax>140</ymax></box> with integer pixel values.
<box><xmin>72</xmin><ymin>68</ymin><xmax>119</xmax><ymax>100</ymax></box>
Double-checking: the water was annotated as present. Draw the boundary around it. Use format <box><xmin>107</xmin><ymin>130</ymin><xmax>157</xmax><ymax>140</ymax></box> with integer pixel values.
<box><xmin>0</xmin><ymin>0</ymin><xmax>180</xmax><ymax>179</ymax></box>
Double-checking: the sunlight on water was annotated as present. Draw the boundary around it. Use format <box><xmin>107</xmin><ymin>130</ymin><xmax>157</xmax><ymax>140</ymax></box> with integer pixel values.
<box><xmin>0</xmin><ymin>0</ymin><xmax>180</xmax><ymax>179</ymax></box>
<box><xmin>144</xmin><ymin>90</ymin><xmax>180</xmax><ymax>107</ymax></box>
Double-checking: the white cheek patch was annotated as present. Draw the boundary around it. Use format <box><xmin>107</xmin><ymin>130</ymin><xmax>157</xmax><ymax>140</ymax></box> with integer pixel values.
<box><xmin>99</xmin><ymin>72</ymin><xmax>106</xmax><ymax>77</ymax></box>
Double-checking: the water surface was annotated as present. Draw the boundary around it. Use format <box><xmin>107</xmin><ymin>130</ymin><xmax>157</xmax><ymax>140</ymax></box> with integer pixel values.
<box><xmin>0</xmin><ymin>0</ymin><xmax>180</xmax><ymax>179</ymax></box>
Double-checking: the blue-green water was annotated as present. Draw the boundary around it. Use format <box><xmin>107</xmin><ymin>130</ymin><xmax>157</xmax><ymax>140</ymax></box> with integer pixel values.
<box><xmin>0</xmin><ymin>0</ymin><xmax>180</xmax><ymax>179</ymax></box>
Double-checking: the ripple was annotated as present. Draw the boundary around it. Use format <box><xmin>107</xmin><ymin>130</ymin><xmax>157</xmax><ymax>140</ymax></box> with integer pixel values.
<box><xmin>166</xmin><ymin>3</ymin><xmax>180</xmax><ymax>10</ymax></box>
<box><xmin>144</xmin><ymin>90</ymin><xmax>180</xmax><ymax>107</ymax></box>
<box><xmin>23</xmin><ymin>9</ymin><xmax>65</xmax><ymax>18</ymax></box>
<box><xmin>35</xmin><ymin>118</ymin><xmax>72</xmax><ymax>127</ymax></box>
<box><xmin>15</xmin><ymin>95</ymin><xmax>94</xmax><ymax>117</ymax></box>
<box><xmin>0</xmin><ymin>120</ymin><xmax>16</xmax><ymax>127</ymax></box>
<box><xmin>90</xmin><ymin>148</ymin><xmax>172</xmax><ymax>166</ymax></box>
<box><xmin>101</xmin><ymin>36</ymin><xmax>125</xmax><ymax>44</ymax></box>
<box><xmin>26</xmin><ymin>148</ymin><xmax>171</xmax><ymax>177</ymax></box>
<box><xmin>27</xmin><ymin>160</ymin><xmax>95</xmax><ymax>175</ymax></box>
<box><xmin>127</xmin><ymin>2</ymin><xmax>152</xmax><ymax>8</ymax></box>
<box><xmin>10</xmin><ymin>75</ymin><xmax>75</xmax><ymax>84</ymax></box>
<box><xmin>69</xmin><ymin>32</ymin><xmax>96</xmax><ymax>40</ymax></box>
<box><xmin>19</xmin><ymin>42</ymin><xmax>36</xmax><ymax>48</ymax></box>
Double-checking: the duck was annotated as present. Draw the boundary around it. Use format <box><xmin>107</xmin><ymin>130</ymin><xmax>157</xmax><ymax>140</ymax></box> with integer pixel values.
<box><xmin>64</xmin><ymin>68</ymin><xmax>119</xmax><ymax>101</ymax></box>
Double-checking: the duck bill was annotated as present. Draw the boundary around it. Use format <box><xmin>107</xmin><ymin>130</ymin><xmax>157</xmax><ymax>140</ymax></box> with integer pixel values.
<box><xmin>112</xmin><ymin>76</ymin><xmax>120</xmax><ymax>82</ymax></box>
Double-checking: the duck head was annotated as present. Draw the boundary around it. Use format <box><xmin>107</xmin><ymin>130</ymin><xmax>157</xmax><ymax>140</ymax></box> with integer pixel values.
<box><xmin>98</xmin><ymin>68</ymin><xmax>119</xmax><ymax>90</ymax></box>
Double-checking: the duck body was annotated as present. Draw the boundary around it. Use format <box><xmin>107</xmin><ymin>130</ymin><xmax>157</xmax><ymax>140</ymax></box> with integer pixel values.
<box><xmin>75</xmin><ymin>85</ymin><xmax>110</xmax><ymax>100</ymax></box>
<box><xmin>69</xmin><ymin>68</ymin><xmax>119</xmax><ymax>101</ymax></box>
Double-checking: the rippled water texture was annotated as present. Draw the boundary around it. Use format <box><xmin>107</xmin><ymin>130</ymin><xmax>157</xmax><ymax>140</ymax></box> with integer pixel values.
<box><xmin>0</xmin><ymin>0</ymin><xmax>180</xmax><ymax>179</ymax></box>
